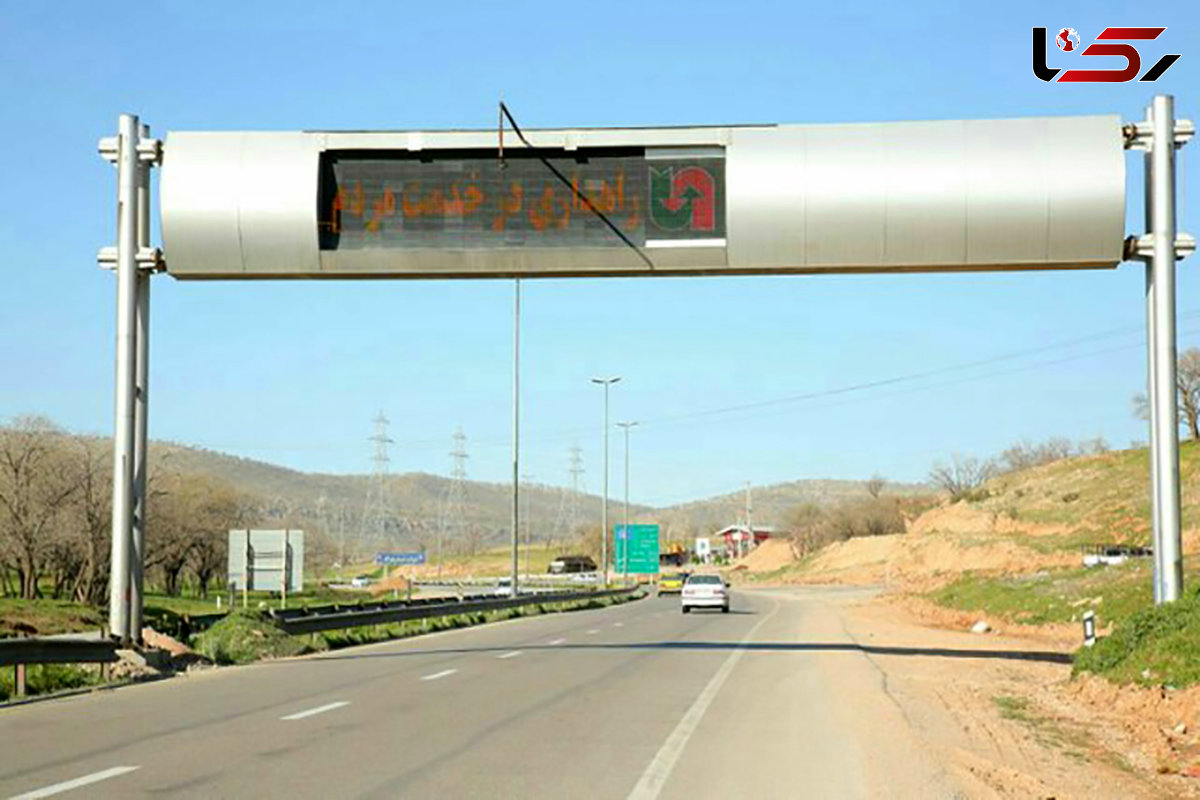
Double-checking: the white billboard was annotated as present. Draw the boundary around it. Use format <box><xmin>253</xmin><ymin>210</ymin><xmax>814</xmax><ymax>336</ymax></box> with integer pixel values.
<box><xmin>227</xmin><ymin>529</ymin><xmax>304</xmax><ymax>593</ymax></box>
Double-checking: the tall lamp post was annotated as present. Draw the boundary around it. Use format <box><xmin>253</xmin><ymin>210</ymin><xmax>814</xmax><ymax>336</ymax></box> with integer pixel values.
<box><xmin>591</xmin><ymin>376</ymin><xmax>621</xmax><ymax>587</ymax></box>
<box><xmin>511</xmin><ymin>280</ymin><xmax>521</xmax><ymax>598</ymax></box>
<box><xmin>616</xmin><ymin>421</ymin><xmax>638</xmax><ymax>584</ymax></box>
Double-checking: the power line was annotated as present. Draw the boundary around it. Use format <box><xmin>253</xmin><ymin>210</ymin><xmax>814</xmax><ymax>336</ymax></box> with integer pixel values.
<box><xmin>194</xmin><ymin>310</ymin><xmax>1200</xmax><ymax>459</ymax></box>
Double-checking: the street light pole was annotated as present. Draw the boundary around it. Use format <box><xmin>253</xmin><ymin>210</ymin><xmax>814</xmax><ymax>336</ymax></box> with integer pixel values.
<box><xmin>617</xmin><ymin>421</ymin><xmax>638</xmax><ymax>584</ymax></box>
<box><xmin>511</xmin><ymin>280</ymin><xmax>521</xmax><ymax>598</ymax></box>
<box><xmin>591</xmin><ymin>376</ymin><xmax>621</xmax><ymax>588</ymax></box>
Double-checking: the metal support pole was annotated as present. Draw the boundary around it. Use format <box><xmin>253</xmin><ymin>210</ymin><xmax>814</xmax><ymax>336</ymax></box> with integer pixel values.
<box><xmin>601</xmin><ymin>387</ymin><xmax>610</xmax><ymax>587</ymax></box>
<box><xmin>617</xmin><ymin>421</ymin><xmax>637</xmax><ymax>584</ymax></box>
<box><xmin>624</xmin><ymin>427</ymin><xmax>630</xmax><ymax>578</ymax></box>
<box><xmin>511</xmin><ymin>280</ymin><xmax>521</xmax><ymax>598</ymax></box>
<box><xmin>107</xmin><ymin>114</ymin><xmax>139</xmax><ymax>644</ymax></box>
<box><xmin>1145</xmin><ymin>263</ymin><xmax>1162</xmax><ymax>602</ymax></box>
<box><xmin>591</xmin><ymin>377</ymin><xmax>621</xmax><ymax>588</ymax></box>
<box><xmin>130</xmin><ymin>123</ymin><xmax>151</xmax><ymax>644</ymax></box>
<box><xmin>281</xmin><ymin>530</ymin><xmax>289</xmax><ymax>610</ymax></box>
<box><xmin>1148</xmin><ymin>95</ymin><xmax>1183</xmax><ymax>603</ymax></box>
<box><xmin>244</xmin><ymin>534</ymin><xmax>251</xmax><ymax>609</ymax></box>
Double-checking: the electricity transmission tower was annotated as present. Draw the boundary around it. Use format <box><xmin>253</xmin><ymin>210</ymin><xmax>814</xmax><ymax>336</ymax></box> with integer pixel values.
<box><xmin>361</xmin><ymin>412</ymin><xmax>394</xmax><ymax>547</ymax></box>
<box><xmin>553</xmin><ymin>442</ymin><xmax>586</xmax><ymax>542</ymax></box>
<box><xmin>439</xmin><ymin>426</ymin><xmax>469</xmax><ymax>567</ymax></box>
<box><xmin>568</xmin><ymin>442</ymin><xmax>585</xmax><ymax>534</ymax></box>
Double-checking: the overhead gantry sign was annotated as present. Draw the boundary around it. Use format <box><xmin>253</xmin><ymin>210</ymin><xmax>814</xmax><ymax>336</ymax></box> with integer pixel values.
<box><xmin>98</xmin><ymin>99</ymin><xmax>1192</xmax><ymax>644</ymax></box>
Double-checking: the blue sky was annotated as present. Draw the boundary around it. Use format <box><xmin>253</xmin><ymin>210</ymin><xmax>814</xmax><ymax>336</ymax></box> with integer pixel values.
<box><xmin>1</xmin><ymin>1</ymin><xmax>1196</xmax><ymax>506</ymax></box>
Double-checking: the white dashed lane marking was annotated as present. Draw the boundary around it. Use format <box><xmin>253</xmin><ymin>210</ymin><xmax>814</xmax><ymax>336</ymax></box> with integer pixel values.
<box><xmin>10</xmin><ymin>766</ymin><xmax>140</xmax><ymax>799</ymax></box>
<box><xmin>281</xmin><ymin>701</ymin><xmax>350</xmax><ymax>721</ymax></box>
<box><xmin>421</xmin><ymin>669</ymin><xmax>458</xmax><ymax>681</ymax></box>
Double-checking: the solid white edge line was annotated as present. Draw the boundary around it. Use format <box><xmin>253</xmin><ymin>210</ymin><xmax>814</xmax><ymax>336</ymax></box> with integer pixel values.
<box><xmin>627</xmin><ymin>601</ymin><xmax>779</xmax><ymax>800</ymax></box>
<box><xmin>10</xmin><ymin>766</ymin><xmax>140</xmax><ymax>799</ymax></box>
<box><xmin>420</xmin><ymin>668</ymin><xmax>458</xmax><ymax>681</ymax></box>
<box><xmin>497</xmin><ymin>650</ymin><xmax>522</xmax><ymax>659</ymax></box>
<box><xmin>280</xmin><ymin>701</ymin><xmax>350</xmax><ymax>721</ymax></box>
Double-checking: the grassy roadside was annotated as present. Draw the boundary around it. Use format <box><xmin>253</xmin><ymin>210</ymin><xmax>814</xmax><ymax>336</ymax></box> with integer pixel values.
<box><xmin>927</xmin><ymin>562</ymin><xmax>1156</xmax><ymax>629</ymax></box>
<box><xmin>1073</xmin><ymin>591</ymin><xmax>1200</xmax><ymax>687</ymax></box>
<box><xmin>193</xmin><ymin>592</ymin><xmax>643</xmax><ymax>665</ymax></box>
<box><xmin>926</xmin><ymin>562</ymin><xmax>1200</xmax><ymax>688</ymax></box>
<box><xmin>0</xmin><ymin>598</ymin><xmax>106</xmax><ymax>638</ymax></box>
<box><xmin>142</xmin><ymin>586</ymin><xmax>378</xmax><ymax>639</ymax></box>
<box><xmin>1</xmin><ymin>585</ymin><xmax>389</xmax><ymax>640</ymax></box>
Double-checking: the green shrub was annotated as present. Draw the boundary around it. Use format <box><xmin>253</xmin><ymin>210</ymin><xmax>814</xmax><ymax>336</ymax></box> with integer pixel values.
<box><xmin>0</xmin><ymin>663</ymin><xmax>102</xmax><ymax>702</ymax></box>
<box><xmin>192</xmin><ymin>610</ymin><xmax>322</xmax><ymax>665</ymax></box>
<box><xmin>1074</xmin><ymin>590</ymin><xmax>1200</xmax><ymax>687</ymax></box>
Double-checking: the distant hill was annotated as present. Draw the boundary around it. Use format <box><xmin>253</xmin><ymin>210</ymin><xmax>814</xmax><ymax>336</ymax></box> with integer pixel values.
<box><xmin>651</xmin><ymin>478</ymin><xmax>929</xmax><ymax>543</ymax></box>
<box><xmin>142</xmin><ymin>439</ymin><xmax>651</xmax><ymax>556</ymax></box>
<box><xmin>118</xmin><ymin>438</ymin><xmax>927</xmax><ymax>554</ymax></box>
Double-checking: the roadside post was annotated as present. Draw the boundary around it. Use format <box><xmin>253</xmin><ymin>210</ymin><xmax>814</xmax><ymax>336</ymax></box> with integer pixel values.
<box><xmin>281</xmin><ymin>529</ymin><xmax>289</xmax><ymax>610</ymax></box>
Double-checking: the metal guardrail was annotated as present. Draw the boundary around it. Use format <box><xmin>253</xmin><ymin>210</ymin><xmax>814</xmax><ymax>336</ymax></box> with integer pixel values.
<box><xmin>415</xmin><ymin>573</ymin><xmax>599</xmax><ymax>588</ymax></box>
<box><xmin>1</xmin><ymin>635</ymin><xmax>120</xmax><ymax>699</ymax></box>
<box><xmin>0</xmin><ymin>636</ymin><xmax>119</xmax><ymax>667</ymax></box>
<box><xmin>269</xmin><ymin>586</ymin><xmax>640</xmax><ymax>635</ymax></box>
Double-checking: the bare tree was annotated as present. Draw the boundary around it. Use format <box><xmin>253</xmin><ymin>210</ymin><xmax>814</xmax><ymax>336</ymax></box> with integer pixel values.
<box><xmin>865</xmin><ymin>474</ymin><xmax>886</xmax><ymax>499</ymax></box>
<box><xmin>784</xmin><ymin>503</ymin><xmax>829</xmax><ymax>556</ymax></box>
<box><xmin>929</xmin><ymin>453</ymin><xmax>995</xmax><ymax>502</ymax></box>
<box><xmin>186</xmin><ymin>479</ymin><xmax>249</xmax><ymax>598</ymax></box>
<box><xmin>1133</xmin><ymin>347</ymin><xmax>1200</xmax><ymax>440</ymax></box>
<box><xmin>147</xmin><ymin>474</ymin><xmax>199</xmax><ymax>597</ymax></box>
<box><xmin>64</xmin><ymin>439</ymin><xmax>111</xmax><ymax>605</ymax></box>
<box><xmin>0</xmin><ymin>417</ymin><xmax>80</xmax><ymax>599</ymax></box>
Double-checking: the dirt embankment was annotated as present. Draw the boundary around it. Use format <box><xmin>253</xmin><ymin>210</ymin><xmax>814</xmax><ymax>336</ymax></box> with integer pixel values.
<box><xmin>730</xmin><ymin>538</ymin><xmax>797</xmax><ymax>573</ymax></box>
<box><xmin>833</xmin><ymin>594</ymin><xmax>1200</xmax><ymax>796</ymax></box>
<box><xmin>742</xmin><ymin>501</ymin><xmax>1077</xmax><ymax>591</ymax></box>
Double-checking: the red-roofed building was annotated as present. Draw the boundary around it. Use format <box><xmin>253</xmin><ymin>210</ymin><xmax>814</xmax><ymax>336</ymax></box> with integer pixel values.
<box><xmin>714</xmin><ymin>525</ymin><xmax>774</xmax><ymax>559</ymax></box>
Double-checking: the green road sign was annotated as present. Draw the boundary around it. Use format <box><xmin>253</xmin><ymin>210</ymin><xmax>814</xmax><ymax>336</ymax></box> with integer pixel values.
<box><xmin>614</xmin><ymin>524</ymin><xmax>660</xmax><ymax>574</ymax></box>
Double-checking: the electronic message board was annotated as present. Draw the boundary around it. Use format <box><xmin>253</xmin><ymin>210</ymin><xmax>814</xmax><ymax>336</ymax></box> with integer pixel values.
<box><xmin>318</xmin><ymin>149</ymin><xmax>725</xmax><ymax>251</ymax></box>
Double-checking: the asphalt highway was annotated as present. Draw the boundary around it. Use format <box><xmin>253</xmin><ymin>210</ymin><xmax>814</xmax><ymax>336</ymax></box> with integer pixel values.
<box><xmin>0</xmin><ymin>588</ymin><xmax>956</xmax><ymax>798</ymax></box>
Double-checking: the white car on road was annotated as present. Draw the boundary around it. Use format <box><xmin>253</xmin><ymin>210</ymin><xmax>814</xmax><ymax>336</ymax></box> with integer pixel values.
<box><xmin>681</xmin><ymin>573</ymin><xmax>729</xmax><ymax>614</ymax></box>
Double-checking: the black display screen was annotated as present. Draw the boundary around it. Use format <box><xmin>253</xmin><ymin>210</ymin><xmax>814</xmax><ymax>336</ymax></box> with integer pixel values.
<box><xmin>318</xmin><ymin>148</ymin><xmax>724</xmax><ymax>251</ymax></box>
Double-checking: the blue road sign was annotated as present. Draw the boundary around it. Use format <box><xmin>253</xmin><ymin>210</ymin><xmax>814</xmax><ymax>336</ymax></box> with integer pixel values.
<box><xmin>375</xmin><ymin>551</ymin><xmax>426</xmax><ymax>566</ymax></box>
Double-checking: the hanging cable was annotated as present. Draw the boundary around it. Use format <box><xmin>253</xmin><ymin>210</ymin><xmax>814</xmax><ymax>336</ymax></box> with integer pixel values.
<box><xmin>498</xmin><ymin>101</ymin><xmax>654</xmax><ymax>270</ymax></box>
